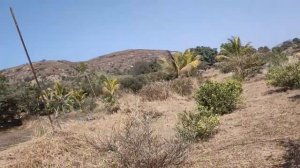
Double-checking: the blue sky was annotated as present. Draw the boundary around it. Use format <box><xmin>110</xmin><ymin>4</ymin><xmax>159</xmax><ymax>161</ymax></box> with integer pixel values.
<box><xmin>1</xmin><ymin>0</ymin><xmax>300</xmax><ymax>69</ymax></box>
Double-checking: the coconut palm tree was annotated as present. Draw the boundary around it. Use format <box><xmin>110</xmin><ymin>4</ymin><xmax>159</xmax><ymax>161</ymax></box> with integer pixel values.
<box><xmin>160</xmin><ymin>50</ymin><xmax>201</xmax><ymax>77</ymax></box>
<box><xmin>216</xmin><ymin>36</ymin><xmax>258</xmax><ymax>79</ymax></box>
<box><xmin>220</xmin><ymin>36</ymin><xmax>253</xmax><ymax>57</ymax></box>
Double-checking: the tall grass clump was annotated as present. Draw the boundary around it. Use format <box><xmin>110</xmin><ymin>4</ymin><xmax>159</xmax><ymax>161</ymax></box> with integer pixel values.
<box><xmin>266</xmin><ymin>62</ymin><xmax>300</xmax><ymax>88</ymax></box>
<box><xmin>139</xmin><ymin>82</ymin><xmax>170</xmax><ymax>101</ymax></box>
<box><xmin>195</xmin><ymin>80</ymin><xmax>243</xmax><ymax>115</ymax></box>
<box><xmin>169</xmin><ymin>77</ymin><xmax>193</xmax><ymax>96</ymax></box>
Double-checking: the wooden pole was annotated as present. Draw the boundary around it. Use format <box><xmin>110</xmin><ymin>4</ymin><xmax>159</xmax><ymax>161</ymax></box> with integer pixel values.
<box><xmin>9</xmin><ymin>7</ymin><xmax>54</xmax><ymax>130</ymax></box>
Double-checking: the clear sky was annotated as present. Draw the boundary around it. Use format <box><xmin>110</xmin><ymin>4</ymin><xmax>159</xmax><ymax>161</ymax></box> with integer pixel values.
<box><xmin>1</xmin><ymin>0</ymin><xmax>300</xmax><ymax>69</ymax></box>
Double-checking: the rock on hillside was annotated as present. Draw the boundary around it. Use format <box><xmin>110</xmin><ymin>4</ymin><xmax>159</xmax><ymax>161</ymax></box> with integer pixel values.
<box><xmin>1</xmin><ymin>49</ymin><xmax>171</xmax><ymax>82</ymax></box>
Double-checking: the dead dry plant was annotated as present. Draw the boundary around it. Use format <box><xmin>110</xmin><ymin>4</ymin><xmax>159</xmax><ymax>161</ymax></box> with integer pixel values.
<box><xmin>89</xmin><ymin>116</ymin><xmax>189</xmax><ymax>168</ymax></box>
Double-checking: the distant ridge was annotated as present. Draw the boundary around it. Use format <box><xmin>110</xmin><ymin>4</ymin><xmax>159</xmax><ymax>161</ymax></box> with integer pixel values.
<box><xmin>1</xmin><ymin>49</ymin><xmax>171</xmax><ymax>82</ymax></box>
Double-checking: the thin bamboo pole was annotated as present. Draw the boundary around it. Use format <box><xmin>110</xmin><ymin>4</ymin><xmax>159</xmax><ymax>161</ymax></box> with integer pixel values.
<box><xmin>9</xmin><ymin>7</ymin><xmax>54</xmax><ymax>131</ymax></box>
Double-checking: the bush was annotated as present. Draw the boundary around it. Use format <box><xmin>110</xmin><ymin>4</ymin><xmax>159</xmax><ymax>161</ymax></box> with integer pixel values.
<box><xmin>129</xmin><ymin>60</ymin><xmax>161</xmax><ymax>75</ymax></box>
<box><xmin>119</xmin><ymin>75</ymin><xmax>147</xmax><ymax>93</ymax></box>
<box><xmin>0</xmin><ymin>76</ymin><xmax>22</xmax><ymax>127</ymax></box>
<box><xmin>266</xmin><ymin>63</ymin><xmax>300</xmax><ymax>88</ymax></box>
<box><xmin>0</xmin><ymin>95</ymin><xmax>20</xmax><ymax>123</ymax></box>
<box><xmin>12</xmin><ymin>82</ymin><xmax>45</xmax><ymax>116</ymax></box>
<box><xmin>102</xmin><ymin>76</ymin><xmax>120</xmax><ymax>105</ymax></box>
<box><xmin>139</xmin><ymin>82</ymin><xmax>170</xmax><ymax>101</ymax></box>
<box><xmin>81</xmin><ymin>97</ymin><xmax>97</xmax><ymax>112</ymax></box>
<box><xmin>41</xmin><ymin>82</ymin><xmax>74</xmax><ymax>118</ymax></box>
<box><xmin>176</xmin><ymin>108</ymin><xmax>220</xmax><ymax>141</ymax></box>
<box><xmin>195</xmin><ymin>80</ymin><xmax>242</xmax><ymax>115</ymax></box>
<box><xmin>170</xmin><ymin>78</ymin><xmax>193</xmax><ymax>96</ymax></box>
<box><xmin>267</xmin><ymin>51</ymin><xmax>288</xmax><ymax>67</ymax></box>
<box><xmin>217</xmin><ymin>54</ymin><xmax>265</xmax><ymax>79</ymax></box>
<box><xmin>187</xmin><ymin>46</ymin><xmax>218</xmax><ymax>65</ymax></box>
<box><xmin>146</xmin><ymin>71</ymin><xmax>175</xmax><ymax>82</ymax></box>
<box><xmin>93</xmin><ymin>116</ymin><xmax>188</xmax><ymax>168</ymax></box>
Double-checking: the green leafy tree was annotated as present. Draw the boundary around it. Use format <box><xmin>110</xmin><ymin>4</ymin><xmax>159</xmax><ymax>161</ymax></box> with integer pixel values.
<box><xmin>293</xmin><ymin>38</ymin><xmax>300</xmax><ymax>44</ymax></box>
<box><xmin>188</xmin><ymin>46</ymin><xmax>218</xmax><ymax>65</ymax></box>
<box><xmin>0</xmin><ymin>75</ymin><xmax>23</xmax><ymax>126</ymax></box>
<box><xmin>257</xmin><ymin>46</ymin><xmax>270</xmax><ymax>53</ymax></box>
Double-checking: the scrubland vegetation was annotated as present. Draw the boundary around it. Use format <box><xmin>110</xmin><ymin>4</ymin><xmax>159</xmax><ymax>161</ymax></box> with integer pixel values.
<box><xmin>0</xmin><ymin>36</ymin><xmax>300</xmax><ymax>167</ymax></box>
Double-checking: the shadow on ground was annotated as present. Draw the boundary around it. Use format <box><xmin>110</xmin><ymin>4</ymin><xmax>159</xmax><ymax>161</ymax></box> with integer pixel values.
<box><xmin>263</xmin><ymin>87</ymin><xmax>289</xmax><ymax>95</ymax></box>
<box><xmin>277</xmin><ymin>139</ymin><xmax>300</xmax><ymax>168</ymax></box>
<box><xmin>288</xmin><ymin>95</ymin><xmax>300</xmax><ymax>102</ymax></box>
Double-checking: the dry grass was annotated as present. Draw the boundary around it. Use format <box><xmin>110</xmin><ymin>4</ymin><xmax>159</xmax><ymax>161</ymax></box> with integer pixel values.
<box><xmin>90</xmin><ymin>116</ymin><xmax>189</xmax><ymax>168</ymax></box>
<box><xmin>0</xmin><ymin>71</ymin><xmax>299</xmax><ymax>167</ymax></box>
<box><xmin>139</xmin><ymin>81</ymin><xmax>171</xmax><ymax>101</ymax></box>
<box><xmin>169</xmin><ymin>78</ymin><xmax>193</xmax><ymax>96</ymax></box>
<box><xmin>0</xmin><ymin>130</ymin><xmax>104</xmax><ymax>167</ymax></box>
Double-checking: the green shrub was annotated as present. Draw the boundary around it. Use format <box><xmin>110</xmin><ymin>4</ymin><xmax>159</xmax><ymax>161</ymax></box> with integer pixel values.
<box><xmin>102</xmin><ymin>76</ymin><xmax>120</xmax><ymax>105</ymax></box>
<box><xmin>0</xmin><ymin>95</ymin><xmax>20</xmax><ymax>123</ymax></box>
<box><xmin>0</xmin><ymin>76</ymin><xmax>21</xmax><ymax>124</ymax></box>
<box><xmin>267</xmin><ymin>51</ymin><xmax>288</xmax><ymax>67</ymax></box>
<box><xmin>70</xmin><ymin>89</ymin><xmax>87</xmax><ymax>111</ymax></box>
<box><xmin>176</xmin><ymin>108</ymin><xmax>219</xmax><ymax>141</ymax></box>
<box><xmin>170</xmin><ymin>78</ymin><xmax>193</xmax><ymax>96</ymax></box>
<box><xmin>14</xmin><ymin>83</ymin><xmax>41</xmax><ymax>116</ymax></box>
<box><xmin>266</xmin><ymin>63</ymin><xmax>300</xmax><ymax>88</ymax></box>
<box><xmin>41</xmin><ymin>82</ymin><xmax>73</xmax><ymax>117</ymax></box>
<box><xmin>195</xmin><ymin>80</ymin><xmax>242</xmax><ymax>115</ymax></box>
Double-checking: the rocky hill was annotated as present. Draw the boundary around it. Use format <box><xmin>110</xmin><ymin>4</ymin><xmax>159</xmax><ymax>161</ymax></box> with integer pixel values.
<box><xmin>1</xmin><ymin>49</ymin><xmax>171</xmax><ymax>82</ymax></box>
<box><xmin>87</xmin><ymin>49</ymin><xmax>171</xmax><ymax>74</ymax></box>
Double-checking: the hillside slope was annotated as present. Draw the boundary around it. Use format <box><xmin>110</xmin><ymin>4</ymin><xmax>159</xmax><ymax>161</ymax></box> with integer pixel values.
<box><xmin>0</xmin><ymin>71</ymin><xmax>299</xmax><ymax>167</ymax></box>
<box><xmin>1</xmin><ymin>49</ymin><xmax>171</xmax><ymax>82</ymax></box>
<box><xmin>87</xmin><ymin>49</ymin><xmax>171</xmax><ymax>74</ymax></box>
<box><xmin>189</xmin><ymin>74</ymin><xmax>300</xmax><ymax>167</ymax></box>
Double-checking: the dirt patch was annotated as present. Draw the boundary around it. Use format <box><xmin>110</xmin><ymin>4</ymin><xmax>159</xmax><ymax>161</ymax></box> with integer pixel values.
<box><xmin>0</xmin><ymin>126</ymin><xmax>32</xmax><ymax>152</ymax></box>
